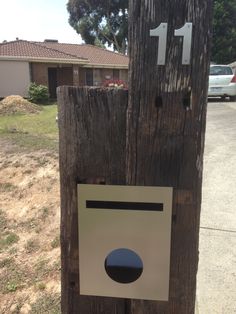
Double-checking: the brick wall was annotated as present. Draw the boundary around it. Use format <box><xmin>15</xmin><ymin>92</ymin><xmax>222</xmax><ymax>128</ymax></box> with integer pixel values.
<box><xmin>31</xmin><ymin>63</ymin><xmax>52</xmax><ymax>86</ymax></box>
<box><xmin>58</xmin><ymin>67</ymin><xmax>73</xmax><ymax>86</ymax></box>
<box><xmin>31</xmin><ymin>63</ymin><xmax>128</xmax><ymax>88</ymax></box>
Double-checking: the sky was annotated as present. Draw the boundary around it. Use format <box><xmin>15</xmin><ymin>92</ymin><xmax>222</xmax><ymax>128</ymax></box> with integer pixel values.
<box><xmin>0</xmin><ymin>0</ymin><xmax>82</xmax><ymax>44</ymax></box>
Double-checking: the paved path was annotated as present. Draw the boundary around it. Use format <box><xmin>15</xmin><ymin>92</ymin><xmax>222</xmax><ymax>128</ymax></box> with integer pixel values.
<box><xmin>196</xmin><ymin>101</ymin><xmax>236</xmax><ymax>314</ymax></box>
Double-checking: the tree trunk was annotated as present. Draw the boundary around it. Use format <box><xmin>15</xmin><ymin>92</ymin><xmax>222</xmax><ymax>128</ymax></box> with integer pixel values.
<box><xmin>126</xmin><ymin>0</ymin><xmax>213</xmax><ymax>313</ymax></box>
<box><xmin>58</xmin><ymin>87</ymin><xmax>128</xmax><ymax>314</ymax></box>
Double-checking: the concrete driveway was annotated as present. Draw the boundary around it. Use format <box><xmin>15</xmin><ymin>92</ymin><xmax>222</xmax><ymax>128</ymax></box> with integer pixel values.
<box><xmin>196</xmin><ymin>100</ymin><xmax>236</xmax><ymax>313</ymax></box>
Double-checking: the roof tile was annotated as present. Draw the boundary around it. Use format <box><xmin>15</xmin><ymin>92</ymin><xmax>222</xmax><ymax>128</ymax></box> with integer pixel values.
<box><xmin>0</xmin><ymin>40</ymin><xmax>85</xmax><ymax>60</ymax></box>
<box><xmin>37</xmin><ymin>42</ymin><xmax>129</xmax><ymax>66</ymax></box>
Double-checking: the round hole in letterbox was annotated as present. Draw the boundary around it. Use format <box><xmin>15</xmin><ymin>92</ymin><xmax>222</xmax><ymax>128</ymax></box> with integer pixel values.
<box><xmin>104</xmin><ymin>248</ymin><xmax>143</xmax><ymax>284</ymax></box>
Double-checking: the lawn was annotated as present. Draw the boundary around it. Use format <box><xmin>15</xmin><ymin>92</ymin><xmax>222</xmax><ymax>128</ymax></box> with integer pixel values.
<box><xmin>0</xmin><ymin>102</ymin><xmax>61</xmax><ymax>313</ymax></box>
<box><xmin>0</xmin><ymin>104</ymin><xmax>58</xmax><ymax>151</ymax></box>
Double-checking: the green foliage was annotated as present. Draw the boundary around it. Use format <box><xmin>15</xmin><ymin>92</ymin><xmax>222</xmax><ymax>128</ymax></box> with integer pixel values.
<box><xmin>67</xmin><ymin>0</ymin><xmax>128</xmax><ymax>53</ymax></box>
<box><xmin>28</xmin><ymin>83</ymin><xmax>49</xmax><ymax>104</ymax></box>
<box><xmin>212</xmin><ymin>0</ymin><xmax>236</xmax><ymax>64</ymax></box>
<box><xmin>67</xmin><ymin>1</ymin><xmax>236</xmax><ymax>63</ymax></box>
<box><xmin>6</xmin><ymin>281</ymin><xmax>18</xmax><ymax>292</ymax></box>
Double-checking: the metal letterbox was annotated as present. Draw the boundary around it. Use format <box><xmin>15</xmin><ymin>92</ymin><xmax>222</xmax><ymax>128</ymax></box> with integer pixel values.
<box><xmin>78</xmin><ymin>184</ymin><xmax>173</xmax><ymax>301</ymax></box>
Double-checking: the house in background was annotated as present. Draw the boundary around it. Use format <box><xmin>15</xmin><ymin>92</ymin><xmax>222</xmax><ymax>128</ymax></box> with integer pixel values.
<box><xmin>0</xmin><ymin>40</ymin><xmax>128</xmax><ymax>98</ymax></box>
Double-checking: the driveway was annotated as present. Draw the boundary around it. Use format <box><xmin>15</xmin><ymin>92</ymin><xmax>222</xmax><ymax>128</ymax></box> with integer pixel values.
<box><xmin>196</xmin><ymin>100</ymin><xmax>236</xmax><ymax>313</ymax></box>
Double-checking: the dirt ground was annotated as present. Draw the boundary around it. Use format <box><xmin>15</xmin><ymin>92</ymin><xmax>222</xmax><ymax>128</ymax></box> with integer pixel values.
<box><xmin>0</xmin><ymin>139</ymin><xmax>61</xmax><ymax>313</ymax></box>
<box><xmin>0</xmin><ymin>96</ymin><xmax>41</xmax><ymax>115</ymax></box>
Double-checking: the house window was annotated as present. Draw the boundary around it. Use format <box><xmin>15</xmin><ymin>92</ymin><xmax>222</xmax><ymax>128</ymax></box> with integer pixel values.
<box><xmin>86</xmin><ymin>69</ymin><xmax>94</xmax><ymax>86</ymax></box>
<box><xmin>113</xmin><ymin>69</ymin><xmax>120</xmax><ymax>79</ymax></box>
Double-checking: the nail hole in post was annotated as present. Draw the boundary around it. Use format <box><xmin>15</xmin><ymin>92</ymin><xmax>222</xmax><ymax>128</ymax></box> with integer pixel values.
<box><xmin>183</xmin><ymin>92</ymin><xmax>191</xmax><ymax>110</ymax></box>
<box><xmin>155</xmin><ymin>95</ymin><xmax>163</xmax><ymax>108</ymax></box>
<box><xmin>172</xmin><ymin>214</ymin><xmax>177</xmax><ymax>223</ymax></box>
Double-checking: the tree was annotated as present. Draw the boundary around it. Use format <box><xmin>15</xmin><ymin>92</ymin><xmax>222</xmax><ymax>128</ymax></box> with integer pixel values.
<box><xmin>67</xmin><ymin>0</ymin><xmax>128</xmax><ymax>54</ymax></box>
<box><xmin>212</xmin><ymin>0</ymin><xmax>236</xmax><ymax>64</ymax></box>
<box><xmin>67</xmin><ymin>0</ymin><xmax>236</xmax><ymax>62</ymax></box>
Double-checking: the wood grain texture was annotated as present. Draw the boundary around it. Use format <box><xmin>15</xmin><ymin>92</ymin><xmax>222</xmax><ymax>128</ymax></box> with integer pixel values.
<box><xmin>127</xmin><ymin>0</ymin><xmax>213</xmax><ymax>313</ymax></box>
<box><xmin>58</xmin><ymin>1</ymin><xmax>212</xmax><ymax>312</ymax></box>
<box><xmin>58</xmin><ymin>87</ymin><xmax>128</xmax><ymax>314</ymax></box>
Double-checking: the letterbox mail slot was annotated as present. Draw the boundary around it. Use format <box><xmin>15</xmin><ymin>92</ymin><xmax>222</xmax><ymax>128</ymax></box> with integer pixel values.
<box><xmin>78</xmin><ymin>184</ymin><xmax>173</xmax><ymax>301</ymax></box>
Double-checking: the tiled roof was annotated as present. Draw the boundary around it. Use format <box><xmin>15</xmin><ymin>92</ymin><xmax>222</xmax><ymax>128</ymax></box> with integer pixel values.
<box><xmin>36</xmin><ymin>42</ymin><xmax>129</xmax><ymax>67</ymax></box>
<box><xmin>0</xmin><ymin>40</ymin><xmax>85</xmax><ymax>61</ymax></box>
<box><xmin>0</xmin><ymin>40</ymin><xmax>129</xmax><ymax>67</ymax></box>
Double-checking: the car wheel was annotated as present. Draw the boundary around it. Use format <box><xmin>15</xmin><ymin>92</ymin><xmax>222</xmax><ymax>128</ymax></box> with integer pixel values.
<box><xmin>229</xmin><ymin>96</ymin><xmax>236</xmax><ymax>102</ymax></box>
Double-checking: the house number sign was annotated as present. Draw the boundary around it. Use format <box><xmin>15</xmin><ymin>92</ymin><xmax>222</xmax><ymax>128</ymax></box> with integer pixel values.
<box><xmin>150</xmin><ymin>22</ymin><xmax>193</xmax><ymax>65</ymax></box>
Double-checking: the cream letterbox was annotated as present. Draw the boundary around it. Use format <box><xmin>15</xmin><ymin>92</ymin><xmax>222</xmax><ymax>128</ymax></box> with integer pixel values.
<box><xmin>78</xmin><ymin>184</ymin><xmax>173</xmax><ymax>301</ymax></box>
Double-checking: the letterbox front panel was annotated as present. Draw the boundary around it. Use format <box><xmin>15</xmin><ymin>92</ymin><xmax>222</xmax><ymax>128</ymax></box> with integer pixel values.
<box><xmin>78</xmin><ymin>184</ymin><xmax>173</xmax><ymax>301</ymax></box>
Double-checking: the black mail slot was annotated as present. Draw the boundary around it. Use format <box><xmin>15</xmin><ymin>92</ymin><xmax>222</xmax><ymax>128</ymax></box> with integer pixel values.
<box><xmin>105</xmin><ymin>248</ymin><xmax>143</xmax><ymax>284</ymax></box>
<box><xmin>86</xmin><ymin>200</ymin><xmax>163</xmax><ymax>211</ymax></box>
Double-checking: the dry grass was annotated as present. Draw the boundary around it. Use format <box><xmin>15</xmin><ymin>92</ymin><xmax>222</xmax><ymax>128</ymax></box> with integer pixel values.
<box><xmin>0</xmin><ymin>144</ymin><xmax>61</xmax><ymax>313</ymax></box>
<box><xmin>0</xmin><ymin>101</ymin><xmax>60</xmax><ymax>313</ymax></box>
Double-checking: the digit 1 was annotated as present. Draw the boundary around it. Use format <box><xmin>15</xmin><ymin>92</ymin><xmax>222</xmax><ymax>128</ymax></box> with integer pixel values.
<box><xmin>150</xmin><ymin>23</ymin><xmax>168</xmax><ymax>65</ymax></box>
<box><xmin>174</xmin><ymin>23</ymin><xmax>193</xmax><ymax>65</ymax></box>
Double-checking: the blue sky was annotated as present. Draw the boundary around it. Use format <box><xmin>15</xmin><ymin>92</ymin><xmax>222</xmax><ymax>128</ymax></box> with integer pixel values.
<box><xmin>0</xmin><ymin>0</ymin><xmax>82</xmax><ymax>43</ymax></box>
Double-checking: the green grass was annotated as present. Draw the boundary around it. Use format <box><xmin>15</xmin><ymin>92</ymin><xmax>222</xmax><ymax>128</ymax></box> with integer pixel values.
<box><xmin>0</xmin><ymin>258</ymin><xmax>29</xmax><ymax>294</ymax></box>
<box><xmin>6</xmin><ymin>281</ymin><xmax>18</xmax><ymax>292</ymax></box>
<box><xmin>0</xmin><ymin>232</ymin><xmax>19</xmax><ymax>251</ymax></box>
<box><xmin>36</xmin><ymin>282</ymin><xmax>46</xmax><ymax>291</ymax></box>
<box><xmin>0</xmin><ymin>257</ymin><xmax>14</xmax><ymax>268</ymax></box>
<box><xmin>51</xmin><ymin>235</ymin><xmax>60</xmax><ymax>249</ymax></box>
<box><xmin>30</xmin><ymin>292</ymin><xmax>61</xmax><ymax>313</ymax></box>
<box><xmin>0</xmin><ymin>209</ymin><xmax>8</xmax><ymax>233</ymax></box>
<box><xmin>0</xmin><ymin>182</ymin><xmax>17</xmax><ymax>192</ymax></box>
<box><xmin>40</xmin><ymin>207</ymin><xmax>50</xmax><ymax>220</ymax></box>
<box><xmin>24</xmin><ymin>238</ymin><xmax>40</xmax><ymax>253</ymax></box>
<box><xmin>0</xmin><ymin>104</ymin><xmax>58</xmax><ymax>151</ymax></box>
<box><xmin>34</xmin><ymin>258</ymin><xmax>51</xmax><ymax>279</ymax></box>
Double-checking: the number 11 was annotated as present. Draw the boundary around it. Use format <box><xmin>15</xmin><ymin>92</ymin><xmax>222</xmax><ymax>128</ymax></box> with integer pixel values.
<box><xmin>150</xmin><ymin>22</ymin><xmax>193</xmax><ymax>65</ymax></box>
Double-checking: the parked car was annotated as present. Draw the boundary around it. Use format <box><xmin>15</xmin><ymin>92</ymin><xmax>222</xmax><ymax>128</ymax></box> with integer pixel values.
<box><xmin>208</xmin><ymin>65</ymin><xmax>236</xmax><ymax>101</ymax></box>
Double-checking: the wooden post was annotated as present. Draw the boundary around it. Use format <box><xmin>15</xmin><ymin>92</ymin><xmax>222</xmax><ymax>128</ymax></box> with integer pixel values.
<box><xmin>126</xmin><ymin>1</ymin><xmax>213</xmax><ymax>313</ymax></box>
<box><xmin>58</xmin><ymin>1</ymin><xmax>212</xmax><ymax>313</ymax></box>
<box><xmin>58</xmin><ymin>87</ymin><xmax>128</xmax><ymax>313</ymax></box>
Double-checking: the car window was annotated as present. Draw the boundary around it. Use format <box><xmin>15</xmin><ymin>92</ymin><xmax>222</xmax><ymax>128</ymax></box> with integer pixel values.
<box><xmin>210</xmin><ymin>66</ymin><xmax>233</xmax><ymax>76</ymax></box>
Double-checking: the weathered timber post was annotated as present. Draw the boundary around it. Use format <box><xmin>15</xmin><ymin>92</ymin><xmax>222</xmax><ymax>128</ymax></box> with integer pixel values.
<box><xmin>58</xmin><ymin>1</ymin><xmax>212</xmax><ymax>313</ymax></box>
<box><xmin>126</xmin><ymin>1</ymin><xmax>213</xmax><ymax>313</ymax></box>
<box><xmin>58</xmin><ymin>87</ymin><xmax>128</xmax><ymax>313</ymax></box>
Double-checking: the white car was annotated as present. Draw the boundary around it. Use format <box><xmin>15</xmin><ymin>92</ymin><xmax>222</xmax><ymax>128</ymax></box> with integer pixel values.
<box><xmin>208</xmin><ymin>65</ymin><xmax>236</xmax><ymax>101</ymax></box>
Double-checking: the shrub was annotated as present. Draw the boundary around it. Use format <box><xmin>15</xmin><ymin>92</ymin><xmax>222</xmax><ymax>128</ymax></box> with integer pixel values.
<box><xmin>28</xmin><ymin>83</ymin><xmax>49</xmax><ymax>103</ymax></box>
